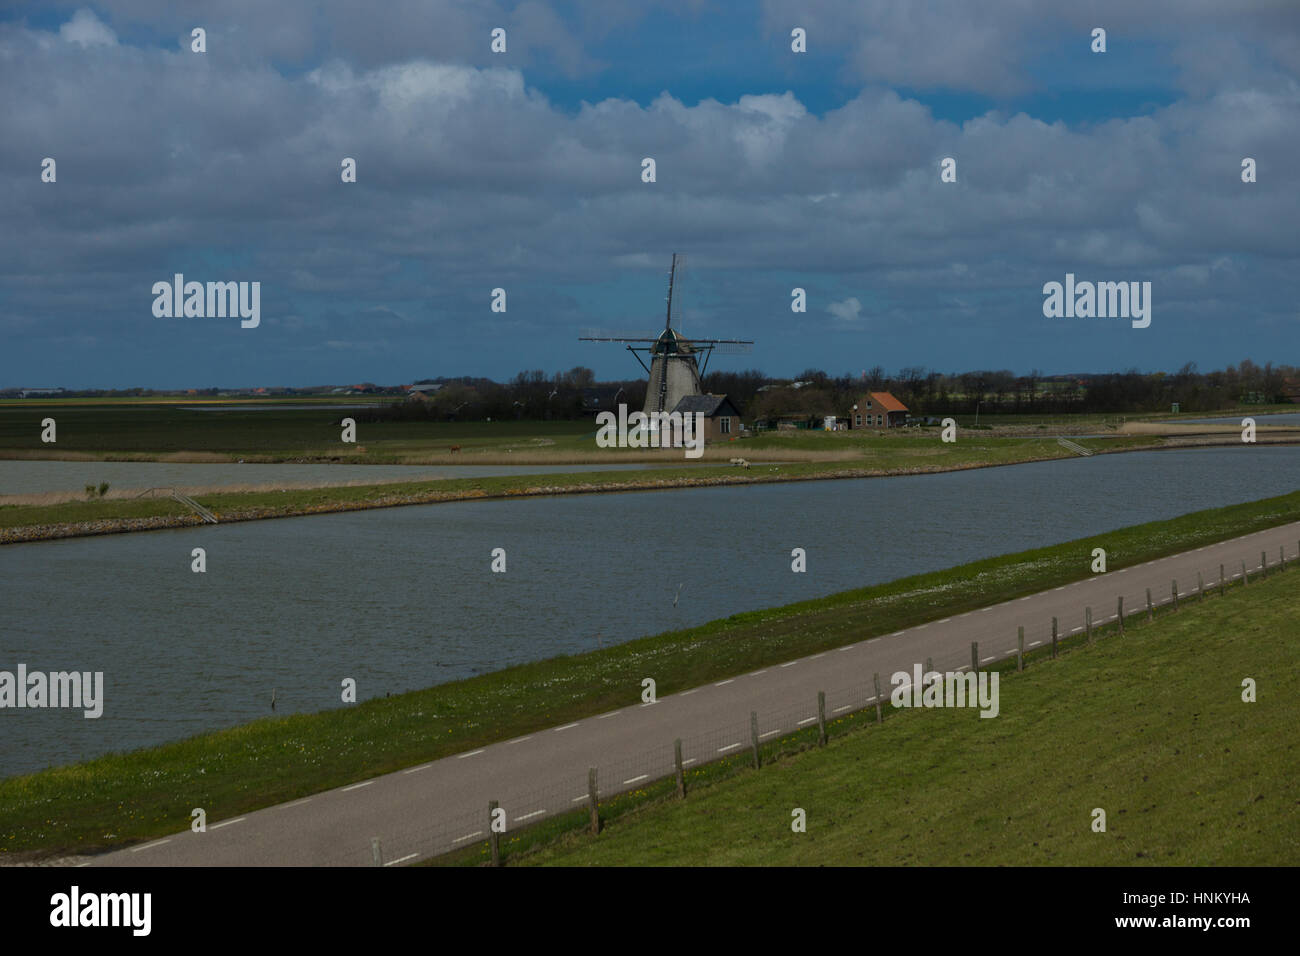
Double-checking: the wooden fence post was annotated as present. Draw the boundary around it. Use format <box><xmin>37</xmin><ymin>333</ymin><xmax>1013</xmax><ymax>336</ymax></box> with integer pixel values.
<box><xmin>488</xmin><ymin>800</ymin><xmax>500</xmax><ymax>867</ymax></box>
<box><xmin>1051</xmin><ymin>617</ymin><xmax>1058</xmax><ymax>658</ymax></box>
<box><xmin>817</xmin><ymin>691</ymin><xmax>827</xmax><ymax>747</ymax></box>
<box><xmin>970</xmin><ymin>642</ymin><xmax>979</xmax><ymax>675</ymax></box>
<box><xmin>1242</xmin><ymin>559</ymin><xmax>1248</xmax><ymax>585</ymax></box>
<box><xmin>1146</xmin><ymin>587</ymin><xmax>1153</xmax><ymax>620</ymax></box>
<box><xmin>370</xmin><ymin>837</ymin><xmax>382</xmax><ymax>867</ymax></box>
<box><xmin>1197</xmin><ymin>571</ymin><xmax>1204</xmax><ymax>602</ymax></box>
<box><xmin>873</xmin><ymin>672</ymin><xmax>884</xmax><ymax>723</ymax></box>
<box><xmin>1085</xmin><ymin>606</ymin><xmax>1093</xmax><ymax>644</ymax></box>
<box><xmin>1172</xmin><ymin>579</ymin><xmax>1179</xmax><ymax>610</ymax></box>
<box><xmin>750</xmin><ymin>711</ymin><xmax>761</xmax><ymax>769</ymax></box>
<box><xmin>588</xmin><ymin>767</ymin><xmax>600</xmax><ymax>835</ymax></box>
<box><xmin>1017</xmin><ymin>626</ymin><xmax>1024</xmax><ymax>671</ymax></box>
<box><xmin>1261</xmin><ymin>550</ymin><xmax>1267</xmax><ymax>578</ymax></box>
<box><xmin>674</xmin><ymin>738</ymin><xmax>685</xmax><ymax>798</ymax></box>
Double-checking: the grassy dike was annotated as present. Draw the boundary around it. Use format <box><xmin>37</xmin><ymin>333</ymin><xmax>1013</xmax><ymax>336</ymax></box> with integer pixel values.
<box><xmin>509</xmin><ymin>564</ymin><xmax>1300</xmax><ymax>867</ymax></box>
<box><xmin>1</xmin><ymin>434</ymin><xmax>1159</xmax><ymax>542</ymax></box>
<box><xmin>3</xmin><ymin>489</ymin><xmax>1300</xmax><ymax>858</ymax></box>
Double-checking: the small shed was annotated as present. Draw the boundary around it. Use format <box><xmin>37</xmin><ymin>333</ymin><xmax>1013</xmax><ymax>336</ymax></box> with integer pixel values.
<box><xmin>671</xmin><ymin>394</ymin><xmax>743</xmax><ymax>443</ymax></box>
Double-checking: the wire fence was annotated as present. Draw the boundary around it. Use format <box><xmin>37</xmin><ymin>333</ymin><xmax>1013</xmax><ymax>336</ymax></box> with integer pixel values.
<box><xmin>318</xmin><ymin>538</ymin><xmax>1298</xmax><ymax>867</ymax></box>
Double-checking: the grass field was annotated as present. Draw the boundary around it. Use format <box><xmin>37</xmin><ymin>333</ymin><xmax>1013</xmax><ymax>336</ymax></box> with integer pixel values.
<box><xmin>3</xmin><ymin>489</ymin><xmax>1300</xmax><ymax>858</ymax></box>
<box><xmin>512</xmin><ymin>566</ymin><xmax>1299</xmax><ymax>866</ymax></box>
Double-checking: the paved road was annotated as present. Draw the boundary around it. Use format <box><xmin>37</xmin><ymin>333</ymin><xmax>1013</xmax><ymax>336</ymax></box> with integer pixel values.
<box><xmin>85</xmin><ymin>520</ymin><xmax>1300</xmax><ymax>867</ymax></box>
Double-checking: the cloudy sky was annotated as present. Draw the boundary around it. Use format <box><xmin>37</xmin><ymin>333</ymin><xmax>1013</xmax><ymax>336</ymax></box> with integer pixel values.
<box><xmin>2</xmin><ymin>1</ymin><xmax>1297</xmax><ymax>388</ymax></box>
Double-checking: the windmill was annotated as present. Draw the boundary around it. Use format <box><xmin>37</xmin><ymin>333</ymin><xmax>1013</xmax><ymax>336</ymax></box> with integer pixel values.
<box><xmin>579</xmin><ymin>254</ymin><xmax>754</xmax><ymax>415</ymax></box>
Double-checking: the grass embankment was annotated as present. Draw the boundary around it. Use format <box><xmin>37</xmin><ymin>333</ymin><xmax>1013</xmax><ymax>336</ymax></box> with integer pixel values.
<box><xmin>3</xmin><ymin>490</ymin><xmax>1300</xmax><ymax>858</ymax></box>
<box><xmin>510</xmin><ymin>566</ymin><xmax>1299</xmax><ymax>867</ymax></box>
<box><xmin>0</xmin><ymin>434</ymin><xmax>1159</xmax><ymax>541</ymax></box>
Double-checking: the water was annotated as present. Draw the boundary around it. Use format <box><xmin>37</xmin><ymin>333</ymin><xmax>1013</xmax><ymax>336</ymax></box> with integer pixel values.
<box><xmin>0</xmin><ymin>460</ymin><xmax>664</xmax><ymax>496</ymax></box>
<box><xmin>1177</xmin><ymin>412</ymin><xmax>1300</xmax><ymax>426</ymax></box>
<box><xmin>2</xmin><ymin>445</ymin><xmax>1298</xmax><ymax>777</ymax></box>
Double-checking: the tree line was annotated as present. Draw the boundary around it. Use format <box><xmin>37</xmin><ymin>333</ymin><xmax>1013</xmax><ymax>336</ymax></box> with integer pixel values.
<box><xmin>358</xmin><ymin>360</ymin><xmax>1297</xmax><ymax>422</ymax></box>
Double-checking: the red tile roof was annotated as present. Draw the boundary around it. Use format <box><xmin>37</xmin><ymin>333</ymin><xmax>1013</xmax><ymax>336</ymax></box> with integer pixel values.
<box><xmin>869</xmin><ymin>391</ymin><xmax>908</xmax><ymax>412</ymax></box>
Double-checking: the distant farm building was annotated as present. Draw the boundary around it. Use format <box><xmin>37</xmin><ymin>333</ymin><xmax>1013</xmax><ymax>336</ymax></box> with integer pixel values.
<box><xmin>672</xmin><ymin>393</ymin><xmax>742</xmax><ymax>443</ymax></box>
<box><xmin>852</xmin><ymin>392</ymin><xmax>908</xmax><ymax>428</ymax></box>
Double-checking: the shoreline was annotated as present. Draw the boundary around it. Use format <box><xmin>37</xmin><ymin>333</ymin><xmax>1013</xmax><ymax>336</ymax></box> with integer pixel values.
<box><xmin>3</xmin><ymin>434</ymin><xmax>1296</xmax><ymax>546</ymax></box>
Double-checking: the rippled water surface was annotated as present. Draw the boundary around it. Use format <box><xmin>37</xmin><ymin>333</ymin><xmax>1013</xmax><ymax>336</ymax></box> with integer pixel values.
<box><xmin>2</xmin><ymin>445</ymin><xmax>1297</xmax><ymax>776</ymax></box>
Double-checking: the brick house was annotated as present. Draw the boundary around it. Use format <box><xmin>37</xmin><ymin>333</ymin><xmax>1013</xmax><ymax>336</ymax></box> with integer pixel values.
<box><xmin>851</xmin><ymin>391</ymin><xmax>908</xmax><ymax>428</ymax></box>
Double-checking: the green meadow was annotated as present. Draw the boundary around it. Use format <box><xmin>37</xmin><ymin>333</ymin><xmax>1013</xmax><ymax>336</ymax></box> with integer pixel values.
<box><xmin>515</xmin><ymin>566</ymin><xmax>1298</xmax><ymax>866</ymax></box>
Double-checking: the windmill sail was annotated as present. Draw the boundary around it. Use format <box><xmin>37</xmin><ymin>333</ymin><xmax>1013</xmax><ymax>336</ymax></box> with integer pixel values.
<box><xmin>578</xmin><ymin>253</ymin><xmax>753</xmax><ymax>416</ymax></box>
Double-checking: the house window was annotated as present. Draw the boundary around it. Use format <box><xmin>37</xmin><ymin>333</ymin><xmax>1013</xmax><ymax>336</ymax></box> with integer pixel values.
<box><xmin>855</xmin><ymin>414</ymin><xmax>862</xmax><ymax>427</ymax></box>
<box><xmin>877</xmin><ymin>414</ymin><xmax>883</xmax><ymax>425</ymax></box>
<box><xmin>719</xmin><ymin>416</ymin><xmax>731</xmax><ymax>434</ymax></box>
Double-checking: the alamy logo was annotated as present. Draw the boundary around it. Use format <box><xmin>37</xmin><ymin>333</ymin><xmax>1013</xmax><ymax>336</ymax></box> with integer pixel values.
<box><xmin>1042</xmin><ymin>273</ymin><xmax>1151</xmax><ymax>328</ymax></box>
<box><xmin>890</xmin><ymin>664</ymin><xmax>999</xmax><ymax>718</ymax></box>
<box><xmin>0</xmin><ymin>664</ymin><xmax>103</xmax><ymax>718</ymax></box>
<box><xmin>50</xmin><ymin>886</ymin><xmax>151</xmax><ymax>936</ymax></box>
<box><xmin>152</xmin><ymin>273</ymin><xmax>260</xmax><ymax>328</ymax></box>
<box><xmin>595</xmin><ymin>404</ymin><xmax>706</xmax><ymax>459</ymax></box>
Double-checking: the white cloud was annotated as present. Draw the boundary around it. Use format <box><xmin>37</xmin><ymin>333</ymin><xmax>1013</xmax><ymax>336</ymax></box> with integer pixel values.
<box><xmin>827</xmin><ymin>297</ymin><xmax>863</xmax><ymax>322</ymax></box>
<box><xmin>59</xmin><ymin>9</ymin><xmax>117</xmax><ymax>48</ymax></box>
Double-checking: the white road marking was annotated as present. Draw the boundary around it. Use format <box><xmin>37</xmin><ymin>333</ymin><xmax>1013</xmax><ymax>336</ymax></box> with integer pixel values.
<box><xmin>403</xmin><ymin>764</ymin><xmax>433</xmax><ymax>774</ymax></box>
<box><xmin>715</xmin><ymin>679</ymin><xmax>734</xmax><ymax>686</ymax></box>
<box><xmin>623</xmin><ymin>774</ymin><xmax>649</xmax><ymax>785</ymax></box>
<box><xmin>342</xmin><ymin>781</ymin><xmax>373</xmax><ymax>792</ymax></box>
<box><xmin>810</xmin><ymin>653</ymin><xmax>826</xmax><ymax>660</ymax></box>
<box><xmin>832</xmin><ymin>705</ymin><xmax>852</xmax><ymax>713</ymax></box>
<box><xmin>758</xmin><ymin>731</ymin><xmax>780</xmax><ymax>739</ymax></box>
<box><xmin>938</xmin><ymin>618</ymin><xmax>951</xmax><ymax>624</ymax></box>
<box><xmin>554</xmin><ymin>723</ymin><xmax>580</xmax><ymax>732</ymax></box>
<box><xmin>457</xmin><ymin>749</ymin><xmax>485</xmax><ymax>759</ymax></box>
<box><xmin>572</xmin><ymin>794</ymin><xmax>589</xmax><ymax>803</ymax></box>
<box><xmin>682</xmin><ymin>758</ymin><xmax>697</xmax><ymax>766</ymax></box>
<box><xmin>506</xmin><ymin>736</ymin><xmax>533</xmax><ymax>745</ymax></box>
<box><xmin>516</xmin><ymin>809</ymin><xmax>546</xmax><ymax>822</ymax></box>
<box><xmin>839</xmin><ymin>646</ymin><xmax>855</xmax><ymax>652</ymax></box>
<box><xmin>209</xmin><ymin>817</ymin><xmax>246</xmax><ymax>830</ymax></box>
<box><xmin>981</xmin><ymin>656</ymin><xmax>996</xmax><ymax>663</ymax></box>
<box><xmin>751</xmin><ymin>669</ymin><xmax>768</xmax><ymax>675</ymax></box>
<box><xmin>1029</xmin><ymin>640</ymin><xmax>1042</xmax><ymax>647</ymax></box>
<box><xmin>680</xmin><ymin>688</ymin><xmax>699</xmax><ymax>696</ymax></box>
<box><xmin>596</xmin><ymin>711</ymin><xmax>619</xmax><ymax>719</ymax></box>
<box><xmin>452</xmin><ymin>831</ymin><xmax>484</xmax><ymax>844</ymax></box>
<box><xmin>780</xmin><ymin>660</ymin><xmax>800</xmax><ymax>668</ymax></box>
<box><xmin>277</xmin><ymin>798</ymin><xmax>313</xmax><ymax>810</ymax></box>
<box><xmin>385</xmin><ymin>853</ymin><xmax>419</xmax><ymax>866</ymax></box>
<box><xmin>718</xmin><ymin>742</ymin><xmax>743</xmax><ymax>752</ymax></box>
<box><xmin>130</xmin><ymin>839</ymin><xmax>171</xmax><ymax>853</ymax></box>
<box><xmin>798</xmin><ymin>716</ymin><xmax>818</xmax><ymax>725</ymax></box>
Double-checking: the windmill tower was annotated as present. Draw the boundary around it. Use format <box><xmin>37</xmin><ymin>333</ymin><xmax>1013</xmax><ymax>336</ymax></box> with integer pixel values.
<box><xmin>580</xmin><ymin>254</ymin><xmax>753</xmax><ymax>414</ymax></box>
